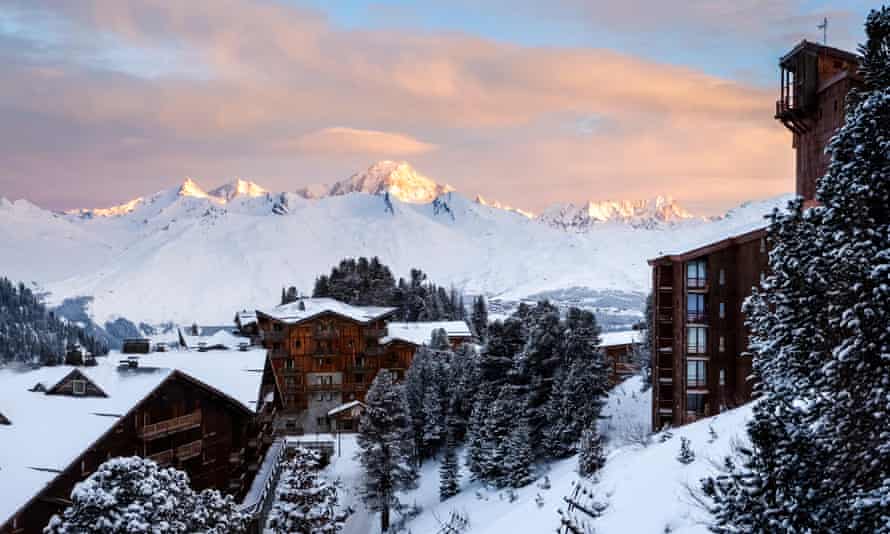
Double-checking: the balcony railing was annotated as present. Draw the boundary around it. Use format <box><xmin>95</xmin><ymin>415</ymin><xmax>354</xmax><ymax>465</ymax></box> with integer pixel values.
<box><xmin>139</xmin><ymin>410</ymin><xmax>202</xmax><ymax>440</ymax></box>
<box><xmin>229</xmin><ymin>449</ymin><xmax>245</xmax><ymax>464</ymax></box>
<box><xmin>687</xmin><ymin>378</ymin><xmax>708</xmax><ymax>389</ymax></box>
<box><xmin>687</xmin><ymin>277</ymin><xmax>707</xmax><ymax>290</ymax></box>
<box><xmin>363</xmin><ymin>346</ymin><xmax>386</xmax><ymax>356</ymax></box>
<box><xmin>261</xmin><ymin>331</ymin><xmax>285</xmax><ymax>343</ymax></box>
<box><xmin>307</xmin><ymin>383</ymin><xmax>340</xmax><ymax>391</ymax></box>
<box><xmin>313</xmin><ymin>329</ymin><xmax>338</xmax><ymax>339</ymax></box>
<box><xmin>176</xmin><ymin>439</ymin><xmax>202</xmax><ymax>461</ymax></box>
<box><xmin>686</xmin><ymin>312</ymin><xmax>707</xmax><ymax>323</ymax></box>
<box><xmin>148</xmin><ymin>449</ymin><xmax>174</xmax><ymax>465</ymax></box>
<box><xmin>657</xmin><ymin>309</ymin><xmax>673</xmax><ymax>322</ymax></box>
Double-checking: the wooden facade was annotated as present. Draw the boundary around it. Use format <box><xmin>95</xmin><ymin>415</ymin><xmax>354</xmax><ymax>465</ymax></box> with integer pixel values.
<box><xmin>649</xmin><ymin>229</ymin><xmax>768</xmax><ymax>430</ymax></box>
<box><xmin>602</xmin><ymin>342</ymin><xmax>641</xmax><ymax>386</ymax></box>
<box><xmin>775</xmin><ymin>40</ymin><xmax>860</xmax><ymax>200</ymax></box>
<box><xmin>256</xmin><ymin>305</ymin><xmax>406</xmax><ymax>435</ymax></box>
<box><xmin>0</xmin><ymin>371</ymin><xmax>264</xmax><ymax>534</ymax></box>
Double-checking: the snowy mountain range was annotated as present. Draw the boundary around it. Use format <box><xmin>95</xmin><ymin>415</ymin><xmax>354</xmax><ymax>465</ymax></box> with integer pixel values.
<box><xmin>0</xmin><ymin>162</ymin><xmax>789</xmax><ymax>325</ymax></box>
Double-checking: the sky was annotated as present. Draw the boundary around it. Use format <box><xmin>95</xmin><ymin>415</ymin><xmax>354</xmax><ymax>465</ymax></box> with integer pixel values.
<box><xmin>0</xmin><ymin>0</ymin><xmax>875</xmax><ymax>215</ymax></box>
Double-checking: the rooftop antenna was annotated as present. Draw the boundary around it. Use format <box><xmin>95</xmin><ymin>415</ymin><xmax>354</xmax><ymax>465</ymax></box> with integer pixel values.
<box><xmin>817</xmin><ymin>17</ymin><xmax>828</xmax><ymax>45</ymax></box>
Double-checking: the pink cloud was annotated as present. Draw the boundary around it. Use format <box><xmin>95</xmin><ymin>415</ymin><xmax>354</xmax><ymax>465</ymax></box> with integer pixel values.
<box><xmin>282</xmin><ymin>127</ymin><xmax>437</xmax><ymax>156</ymax></box>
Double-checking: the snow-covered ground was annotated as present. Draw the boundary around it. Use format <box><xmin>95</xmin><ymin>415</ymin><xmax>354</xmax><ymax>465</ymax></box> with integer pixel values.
<box><xmin>306</xmin><ymin>377</ymin><xmax>753</xmax><ymax>534</ymax></box>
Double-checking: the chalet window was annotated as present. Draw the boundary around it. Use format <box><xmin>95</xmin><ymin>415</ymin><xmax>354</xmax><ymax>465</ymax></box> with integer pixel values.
<box><xmin>316</xmin><ymin>358</ymin><xmax>324</xmax><ymax>367</ymax></box>
<box><xmin>686</xmin><ymin>393</ymin><xmax>706</xmax><ymax>415</ymax></box>
<box><xmin>273</xmin><ymin>323</ymin><xmax>283</xmax><ymax>331</ymax></box>
<box><xmin>284</xmin><ymin>359</ymin><xmax>294</xmax><ymax>369</ymax></box>
<box><xmin>687</xmin><ymin>294</ymin><xmax>706</xmax><ymax>323</ymax></box>
<box><xmin>687</xmin><ymin>327</ymin><xmax>707</xmax><ymax>355</ymax></box>
<box><xmin>719</xmin><ymin>269</ymin><xmax>726</xmax><ymax>286</ymax></box>
<box><xmin>686</xmin><ymin>360</ymin><xmax>707</xmax><ymax>388</ymax></box>
<box><xmin>719</xmin><ymin>302</ymin><xmax>726</xmax><ymax>319</ymax></box>
<box><xmin>719</xmin><ymin>336</ymin><xmax>726</xmax><ymax>352</ymax></box>
<box><xmin>314</xmin><ymin>392</ymin><xmax>323</xmax><ymax>401</ymax></box>
<box><xmin>294</xmin><ymin>339</ymin><xmax>301</xmax><ymax>349</ymax></box>
<box><xmin>719</xmin><ymin>369</ymin><xmax>726</xmax><ymax>386</ymax></box>
<box><xmin>355</xmin><ymin>373</ymin><xmax>365</xmax><ymax>384</ymax></box>
<box><xmin>316</xmin><ymin>417</ymin><xmax>327</xmax><ymax>427</ymax></box>
<box><xmin>686</xmin><ymin>260</ymin><xmax>707</xmax><ymax>289</ymax></box>
<box><xmin>72</xmin><ymin>379</ymin><xmax>86</xmax><ymax>395</ymax></box>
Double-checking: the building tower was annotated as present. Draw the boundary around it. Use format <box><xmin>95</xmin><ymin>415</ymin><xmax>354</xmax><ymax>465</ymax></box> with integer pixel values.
<box><xmin>775</xmin><ymin>40</ymin><xmax>860</xmax><ymax>200</ymax></box>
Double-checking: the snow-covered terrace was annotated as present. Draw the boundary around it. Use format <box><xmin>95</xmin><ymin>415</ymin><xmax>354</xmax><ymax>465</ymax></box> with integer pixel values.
<box><xmin>0</xmin><ymin>348</ymin><xmax>266</xmax><ymax>527</ymax></box>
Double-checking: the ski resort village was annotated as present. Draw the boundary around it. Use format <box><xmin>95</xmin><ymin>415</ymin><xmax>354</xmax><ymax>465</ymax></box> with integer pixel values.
<box><xmin>2</xmin><ymin>3</ymin><xmax>890</xmax><ymax>534</ymax></box>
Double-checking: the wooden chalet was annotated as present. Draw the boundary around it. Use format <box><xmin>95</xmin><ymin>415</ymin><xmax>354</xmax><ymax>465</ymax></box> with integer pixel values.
<box><xmin>255</xmin><ymin>298</ymin><xmax>399</xmax><ymax>435</ymax></box>
<box><xmin>647</xmin><ymin>40</ymin><xmax>860</xmax><ymax>431</ymax></box>
<box><xmin>327</xmin><ymin>400</ymin><xmax>367</xmax><ymax>432</ymax></box>
<box><xmin>380</xmin><ymin>321</ymin><xmax>473</xmax><ymax>351</ymax></box>
<box><xmin>599</xmin><ymin>330</ymin><xmax>643</xmax><ymax>386</ymax></box>
<box><xmin>0</xmin><ymin>350</ymin><xmax>271</xmax><ymax>534</ymax></box>
<box><xmin>121</xmin><ymin>337</ymin><xmax>150</xmax><ymax>354</ymax></box>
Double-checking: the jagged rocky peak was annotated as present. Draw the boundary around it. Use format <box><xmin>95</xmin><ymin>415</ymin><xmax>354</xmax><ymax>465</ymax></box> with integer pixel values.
<box><xmin>328</xmin><ymin>161</ymin><xmax>455</xmax><ymax>204</ymax></box>
<box><xmin>208</xmin><ymin>178</ymin><xmax>267</xmax><ymax>201</ymax></box>
<box><xmin>540</xmin><ymin>196</ymin><xmax>696</xmax><ymax>230</ymax></box>
<box><xmin>474</xmin><ymin>195</ymin><xmax>536</xmax><ymax>218</ymax></box>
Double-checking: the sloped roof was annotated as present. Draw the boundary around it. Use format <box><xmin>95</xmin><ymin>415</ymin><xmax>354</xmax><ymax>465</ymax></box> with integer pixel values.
<box><xmin>381</xmin><ymin>320</ymin><xmax>472</xmax><ymax>346</ymax></box>
<box><xmin>327</xmin><ymin>400</ymin><xmax>366</xmax><ymax>417</ymax></box>
<box><xmin>256</xmin><ymin>298</ymin><xmax>397</xmax><ymax>326</ymax></box>
<box><xmin>0</xmin><ymin>347</ymin><xmax>267</xmax><ymax>527</ymax></box>
<box><xmin>600</xmin><ymin>330</ymin><xmax>642</xmax><ymax>348</ymax></box>
<box><xmin>178</xmin><ymin>327</ymin><xmax>246</xmax><ymax>350</ymax></box>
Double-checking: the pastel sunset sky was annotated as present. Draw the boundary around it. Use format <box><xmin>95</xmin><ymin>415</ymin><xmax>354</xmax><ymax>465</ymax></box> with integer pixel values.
<box><xmin>0</xmin><ymin>1</ymin><xmax>874</xmax><ymax>214</ymax></box>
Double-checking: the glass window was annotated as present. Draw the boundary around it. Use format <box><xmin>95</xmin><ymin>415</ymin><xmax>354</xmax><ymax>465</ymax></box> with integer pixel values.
<box><xmin>719</xmin><ymin>269</ymin><xmax>726</xmax><ymax>285</ymax></box>
<box><xmin>719</xmin><ymin>369</ymin><xmax>726</xmax><ymax>386</ymax></box>
<box><xmin>719</xmin><ymin>336</ymin><xmax>726</xmax><ymax>352</ymax></box>
<box><xmin>687</xmin><ymin>327</ymin><xmax>707</xmax><ymax>354</ymax></box>
<box><xmin>687</xmin><ymin>293</ymin><xmax>706</xmax><ymax>322</ymax></box>
<box><xmin>686</xmin><ymin>393</ymin><xmax>706</xmax><ymax>414</ymax></box>
<box><xmin>687</xmin><ymin>260</ymin><xmax>707</xmax><ymax>289</ymax></box>
<box><xmin>686</xmin><ymin>360</ymin><xmax>707</xmax><ymax>387</ymax></box>
<box><xmin>719</xmin><ymin>302</ymin><xmax>726</xmax><ymax>319</ymax></box>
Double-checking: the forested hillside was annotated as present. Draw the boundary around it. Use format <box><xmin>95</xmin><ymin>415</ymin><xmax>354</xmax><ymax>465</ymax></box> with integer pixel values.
<box><xmin>0</xmin><ymin>277</ymin><xmax>106</xmax><ymax>365</ymax></box>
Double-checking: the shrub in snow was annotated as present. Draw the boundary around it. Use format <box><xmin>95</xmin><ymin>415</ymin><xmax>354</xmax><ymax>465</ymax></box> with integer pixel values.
<box><xmin>538</xmin><ymin>475</ymin><xmax>552</xmax><ymax>490</ymax></box>
<box><xmin>267</xmin><ymin>447</ymin><xmax>350</xmax><ymax>533</ymax></box>
<box><xmin>707</xmin><ymin>425</ymin><xmax>718</xmax><ymax>444</ymax></box>
<box><xmin>703</xmin><ymin>11</ymin><xmax>890</xmax><ymax>532</ymax></box>
<box><xmin>535</xmin><ymin>494</ymin><xmax>546</xmax><ymax>508</ymax></box>
<box><xmin>658</xmin><ymin>429</ymin><xmax>673</xmax><ymax>443</ymax></box>
<box><xmin>44</xmin><ymin>456</ymin><xmax>245</xmax><ymax>534</ymax></box>
<box><xmin>356</xmin><ymin>369</ymin><xmax>417</xmax><ymax>532</ymax></box>
<box><xmin>676</xmin><ymin>437</ymin><xmax>695</xmax><ymax>465</ymax></box>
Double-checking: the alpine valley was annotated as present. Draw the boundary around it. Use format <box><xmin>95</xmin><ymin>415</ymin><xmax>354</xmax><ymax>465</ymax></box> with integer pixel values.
<box><xmin>0</xmin><ymin>161</ymin><xmax>788</xmax><ymax>327</ymax></box>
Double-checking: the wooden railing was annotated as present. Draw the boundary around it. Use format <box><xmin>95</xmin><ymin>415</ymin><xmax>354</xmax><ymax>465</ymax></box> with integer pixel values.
<box><xmin>148</xmin><ymin>449</ymin><xmax>174</xmax><ymax>465</ymax></box>
<box><xmin>139</xmin><ymin>410</ymin><xmax>202</xmax><ymax>440</ymax></box>
<box><xmin>176</xmin><ymin>439</ymin><xmax>202</xmax><ymax>461</ymax></box>
<box><xmin>363</xmin><ymin>346</ymin><xmax>386</xmax><ymax>356</ymax></box>
<box><xmin>364</xmin><ymin>328</ymin><xmax>386</xmax><ymax>338</ymax></box>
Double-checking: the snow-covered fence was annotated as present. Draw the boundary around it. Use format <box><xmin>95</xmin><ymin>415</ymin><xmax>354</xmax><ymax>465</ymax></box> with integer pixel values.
<box><xmin>238</xmin><ymin>437</ymin><xmax>286</xmax><ymax>530</ymax></box>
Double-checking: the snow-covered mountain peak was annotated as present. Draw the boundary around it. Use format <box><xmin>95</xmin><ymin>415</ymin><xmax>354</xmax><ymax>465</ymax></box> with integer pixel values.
<box><xmin>540</xmin><ymin>196</ymin><xmax>697</xmax><ymax>231</ymax></box>
<box><xmin>328</xmin><ymin>160</ymin><xmax>455</xmax><ymax>204</ymax></box>
<box><xmin>474</xmin><ymin>195</ymin><xmax>536</xmax><ymax>218</ymax></box>
<box><xmin>208</xmin><ymin>179</ymin><xmax>267</xmax><ymax>201</ymax></box>
<box><xmin>177</xmin><ymin>178</ymin><xmax>214</xmax><ymax>200</ymax></box>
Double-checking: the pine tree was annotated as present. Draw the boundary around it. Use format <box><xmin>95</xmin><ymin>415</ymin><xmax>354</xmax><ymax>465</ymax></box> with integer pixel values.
<box><xmin>503</xmin><ymin>416</ymin><xmax>534</xmax><ymax>488</ymax></box>
<box><xmin>471</xmin><ymin>295</ymin><xmax>489</xmax><ymax>342</ymax></box>
<box><xmin>703</xmin><ymin>9</ymin><xmax>890</xmax><ymax>532</ymax></box>
<box><xmin>577</xmin><ymin>428</ymin><xmax>605</xmax><ymax>477</ymax></box>
<box><xmin>356</xmin><ymin>370</ymin><xmax>417</xmax><ymax>532</ymax></box>
<box><xmin>439</xmin><ymin>416</ymin><xmax>461</xmax><ymax>501</ymax></box>
<box><xmin>269</xmin><ymin>448</ymin><xmax>350</xmax><ymax>533</ymax></box>
<box><xmin>44</xmin><ymin>456</ymin><xmax>245</xmax><ymax>533</ymax></box>
<box><xmin>676</xmin><ymin>437</ymin><xmax>695</xmax><ymax>465</ymax></box>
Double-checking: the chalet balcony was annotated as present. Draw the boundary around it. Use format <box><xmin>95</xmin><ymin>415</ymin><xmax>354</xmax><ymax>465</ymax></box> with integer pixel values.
<box><xmin>261</xmin><ymin>330</ymin><xmax>285</xmax><ymax>343</ymax></box>
<box><xmin>176</xmin><ymin>439</ymin><xmax>202</xmax><ymax>461</ymax></box>
<box><xmin>364</xmin><ymin>328</ymin><xmax>387</xmax><ymax>338</ymax></box>
<box><xmin>229</xmin><ymin>449</ymin><xmax>244</xmax><ymax>464</ymax></box>
<box><xmin>269</xmin><ymin>349</ymin><xmax>290</xmax><ymax>359</ymax></box>
<box><xmin>313</xmin><ymin>330</ymin><xmax>338</xmax><ymax>340</ymax></box>
<box><xmin>658</xmin><ymin>368</ymin><xmax>673</xmax><ymax>383</ymax></box>
<box><xmin>148</xmin><ymin>449</ymin><xmax>174</xmax><ymax>466</ymax></box>
<box><xmin>307</xmin><ymin>383</ymin><xmax>340</xmax><ymax>392</ymax></box>
<box><xmin>248</xmin><ymin>437</ymin><xmax>259</xmax><ymax>449</ymax></box>
<box><xmin>139</xmin><ymin>410</ymin><xmax>202</xmax><ymax>440</ymax></box>
<box><xmin>686</xmin><ymin>277</ymin><xmax>708</xmax><ymax>291</ymax></box>
<box><xmin>363</xmin><ymin>346</ymin><xmax>386</xmax><ymax>356</ymax></box>
<box><xmin>686</xmin><ymin>312</ymin><xmax>708</xmax><ymax>324</ymax></box>
<box><xmin>657</xmin><ymin>399</ymin><xmax>673</xmax><ymax>414</ymax></box>
<box><xmin>657</xmin><ymin>309</ymin><xmax>673</xmax><ymax>322</ymax></box>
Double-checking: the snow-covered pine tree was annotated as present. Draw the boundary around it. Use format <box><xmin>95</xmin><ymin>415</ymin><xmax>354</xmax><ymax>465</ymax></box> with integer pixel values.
<box><xmin>439</xmin><ymin>415</ymin><xmax>461</xmax><ymax>501</ymax></box>
<box><xmin>269</xmin><ymin>448</ymin><xmax>350</xmax><ymax>533</ymax></box>
<box><xmin>676</xmin><ymin>437</ymin><xmax>694</xmax><ymax>465</ymax></box>
<box><xmin>430</xmin><ymin>327</ymin><xmax>450</xmax><ymax>350</ymax></box>
<box><xmin>577</xmin><ymin>428</ymin><xmax>605</xmax><ymax>477</ymax></box>
<box><xmin>44</xmin><ymin>456</ymin><xmax>246</xmax><ymax>533</ymax></box>
<box><xmin>471</xmin><ymin>295</ymin><xmax>489</xmax><ymax>342</ymax></box>
<box><xmin>503</xmin><ymin>415</ymin><xmax>535</xmax><ymax>488</ymax></box>
<box><xmin>703</xmin><ymin>8</ymin><xmax>890</xmax><ymax>533</ymax></box>
<box><xmin>356</xmin><ymin>370</ymin><xmax>417</xmax><ymax>532</ymax></box>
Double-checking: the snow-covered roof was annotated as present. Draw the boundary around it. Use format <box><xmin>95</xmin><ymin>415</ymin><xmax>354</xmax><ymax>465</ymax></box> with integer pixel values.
<box><xmin>327</xmin><ymin>400</ymin><xmax>366</xmax><ymax>417</ymax></box>
<box><xmin>0</xmin><ymin>363</ymin><xmax>174</xmax><ymax>527</ymax></box>
<box><xmin>236</xmin><ymin>310</ymin><xmax>257</xmax><ymax>325</ymax></box>
<box><xmin>600</xmin><ymin>330</ymin><xmax>642</xmax><ymax>348</ymax></box>
<box><xmin>256</xmin><ymin>298</ymin><xmax>397</xmax><ymax>325</ymax></box>
<box><xmin>0</xmin><ymin>348</ymin><xmax>267</xmax><ymax>527</ymax></box>
<box><xmin>178</xmin><ymin>327</ymin><xmax>246</xmax><ymax>350</ymax></box>
<box><xmin>381</xmin><ymin>321</ymin><xmax>473</xmax><ymax>346</ymax></box>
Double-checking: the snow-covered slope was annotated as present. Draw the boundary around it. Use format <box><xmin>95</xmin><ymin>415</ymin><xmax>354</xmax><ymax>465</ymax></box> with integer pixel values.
<box><xmin>0</xmin><ymin>166</ymin><xmax>790</xmax><ymax>325</ymax></box>
<box><xmin>321</xmin><ymin>377</ymin><xmax>753</xmax><ymax>534</ymax></box>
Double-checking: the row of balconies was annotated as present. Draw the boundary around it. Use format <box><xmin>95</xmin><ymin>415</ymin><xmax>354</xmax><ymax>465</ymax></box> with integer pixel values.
<box><xmin>147</xmin><ymin>439</ymin><xmax>202</xmax><ymax>466</ymax></box>
<box><xmin>139</xmin><ymin>410</ymin><xmax>202</xmax><ymax>440</ymax></box>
